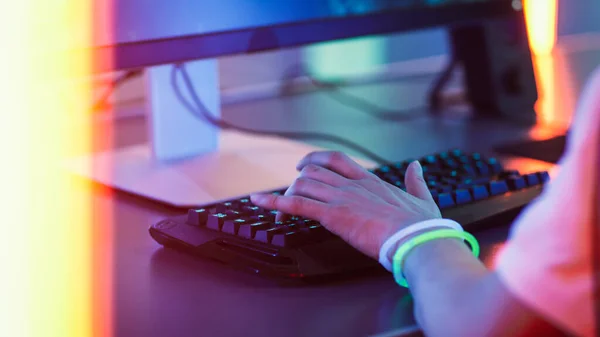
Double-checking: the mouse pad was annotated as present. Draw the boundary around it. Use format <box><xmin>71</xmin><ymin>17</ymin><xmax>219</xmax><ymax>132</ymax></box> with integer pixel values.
<box><xmin>494</xmin><ymin>135</ymin><xmax>567</xmax><ymax>164</ymax></box>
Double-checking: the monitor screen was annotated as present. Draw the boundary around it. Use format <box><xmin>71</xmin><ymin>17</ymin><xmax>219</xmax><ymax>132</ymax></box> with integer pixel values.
<box><xmin>91</xmin><ymin>0</ymin><xmax>513</xmax><ymax>71</ymax></box>
<box><xmin>95</xmin><ymin>0</ymin><xmax>496</xmax><ymax>46</ymax></box>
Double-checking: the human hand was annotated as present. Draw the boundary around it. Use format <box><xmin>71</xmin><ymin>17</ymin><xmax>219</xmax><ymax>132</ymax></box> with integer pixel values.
<box><xmin>250</xmin><ymin>151</ymin><xmax>442</xmax><ymax>259</ymax></box>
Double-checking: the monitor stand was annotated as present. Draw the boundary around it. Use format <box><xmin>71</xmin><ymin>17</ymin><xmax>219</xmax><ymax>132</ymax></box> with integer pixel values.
<box><xmin>68</xmin><ymin>60</ymin><xmax>374</xmax><ymax>208</ymax></box>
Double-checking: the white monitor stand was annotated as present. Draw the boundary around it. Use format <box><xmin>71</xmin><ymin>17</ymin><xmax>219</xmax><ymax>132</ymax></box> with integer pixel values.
<box><xmin>69</xmin><ymin>59</ymin><xmax>374</xmax><ymax>208</ymax></box>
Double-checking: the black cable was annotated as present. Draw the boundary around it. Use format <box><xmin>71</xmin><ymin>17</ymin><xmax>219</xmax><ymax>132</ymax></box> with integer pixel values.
<box><xmin>281</xmin><ymin>64</ymin><xmax>431</xmax><ymax>121</ymax></box>
<box><xmin>172</xmin><ymin>63</ymin><xmax>392</xmax><ymax>165</ymax></box>
<box><xmin>93</xmin><ymin>70</ymin><xmax>143</xmax><ymax>111</ymax></box>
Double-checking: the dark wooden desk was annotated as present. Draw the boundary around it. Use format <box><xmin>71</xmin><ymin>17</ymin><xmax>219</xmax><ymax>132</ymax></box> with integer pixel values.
<box><xmin>98</xmin><ymin>48</ymin><xmax>598</xmax><ymax>337</ymax></box>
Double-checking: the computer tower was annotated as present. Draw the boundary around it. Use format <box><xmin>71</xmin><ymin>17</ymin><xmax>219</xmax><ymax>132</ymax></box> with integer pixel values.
<box><xmin>450</xmin><ymin>14</ymin><xmax>538</xmax><ymax>124</ymax></box>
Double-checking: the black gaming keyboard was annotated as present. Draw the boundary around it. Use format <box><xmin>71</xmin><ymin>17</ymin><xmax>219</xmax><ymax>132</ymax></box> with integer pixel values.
<box><xmin>149</xmin><ymin>149</ymin><xmax>550</xmax><ymax>280</ymax></box>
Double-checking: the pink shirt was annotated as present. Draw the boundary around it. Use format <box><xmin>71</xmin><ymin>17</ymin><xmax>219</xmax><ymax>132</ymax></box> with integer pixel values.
<box><xmin>494</xmin><ymin>69</ymin><xmax>600</xmax><ymax>337</ymax></box>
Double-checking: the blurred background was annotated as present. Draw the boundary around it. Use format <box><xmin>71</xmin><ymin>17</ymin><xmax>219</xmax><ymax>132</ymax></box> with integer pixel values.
<box><xmin>0</xmin><ymin>1</ymin><xmax>598</xmax><ymax>337</ymax></box>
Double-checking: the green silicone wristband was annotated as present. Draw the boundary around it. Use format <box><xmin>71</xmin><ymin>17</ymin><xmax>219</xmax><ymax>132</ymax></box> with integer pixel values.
<box><xmin>392</xmin><ymin>228</ymin><xmax>480</xmax><ymax>288</ymax></box>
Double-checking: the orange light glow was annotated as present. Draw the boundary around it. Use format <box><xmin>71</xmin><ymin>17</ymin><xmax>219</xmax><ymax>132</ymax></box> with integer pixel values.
<box><xmin>0</xmin><ymin>1</ymin><xmax>114</xmax><ymax>337</ymax></box>
<box><xmin>531</xmin><ymin>46</ymin><xmax>576</xmax><ymax>130</ymax></box>
<box><xmin>524</xmin><ymin>0</ymin><xmax>558</xmax><ymax>55</ymax></box>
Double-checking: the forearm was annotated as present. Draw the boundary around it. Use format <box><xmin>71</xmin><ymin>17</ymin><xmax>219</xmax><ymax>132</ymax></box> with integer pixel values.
<box><xmin>402</xmin><ymin>239</ymin><xmax>545</xmax><ymax>337</ymax></box>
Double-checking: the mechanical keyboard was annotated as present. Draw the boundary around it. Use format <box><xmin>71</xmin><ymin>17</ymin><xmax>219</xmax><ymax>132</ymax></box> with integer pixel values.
<box><xmin>149</xmin><ymin>149</ymin><xmax>550</xmax><ymax>280</ymax></box>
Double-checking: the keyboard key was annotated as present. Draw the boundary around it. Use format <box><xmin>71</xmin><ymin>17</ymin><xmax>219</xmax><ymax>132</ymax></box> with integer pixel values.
<box><xmin>525</xmin><ymin>173</ymin><xmax>540</xmax><ymax>186</ymax></box>
<box><xmin>249</xmin><ymin>214</ymin><xmax>269</xmax><ymax>222</ymax></box>
<box><xmin>436</xmin><ymin>193</ymin><xmax>455</xmax><ymax>209</ymax></box>
<box><xmin>394</xmin><ymin>181</ymin><xmax>405</xmax><ymax>189</ymax></box>
<box><xmin>187</xmin><ymin>208</ymin><xmax>209</xmax><ymax>226</ymax></box>
<box><xmin>214</xmin><ymin>202</ymin><xmax>235</xmax><ymax>213</ymax></box>
<box><xmin>241</xmin><ymin>206</ymin><xmax>263</xmax><ymax>215</ymax></box>
<box><xmin>305</xmin><ymin>224</ymin><xmax>334</xmax><ymax>241</ymax></box>
<box><xmin>438</xmin><ymin>185</ymin><xmax>453</xmax><ymax>193</ymax></box>
<box><xmin>538</xmin><ymin>171</ymin><xmax>550</xmax><ymax>183</ymax></box>
<box><xmin>486</xmin><ymin>158</ymin><xmax>503</xmax><ymax>173</ymax></box>
<box><xmin>452</xmin><ymin>189</ymin><xmax>472</xmax><ymax>205</ymax></box>
<box><xmin>499</xmin><ymin>170</ymin><xmax>520</xmax><ymax>178</ymax></box>
<box><xmin>506</xmin><ymin>176</ymin><xmax>527</xmax><ymax>190</ymax></box>
<box><xmin>222</xmin><ymin>218</ymin><xmax>250</xmax><ymax>235</ymax></box>
<box><xmin>207</xmin><ymin>213</ymin><xmax>229</xmax><ymax>231</ymax></box>
<box><xmin>470</xmin><ymin>185</ymin><xmax>489</xmax><ymax>200</ymax></box>
<box><xmin>443</xmin><ymin>159</ymin><xmax>459</xmax><ymax>169</ymax></box>
<box><xmin>475</xmin><ymin>162</ymin><xmax>490</xmax><ymax>175</ymax></box>
<box><xmin>451</xmin><ymin>149</ymin><xmax>463</xmax><ymax>157</ymax></box>
<box><xmin>271</xmin><ymin>231</ymin><xmax>308</xmax><ymax>247</ymax></box>
<box><xmin>461</xmin><ymin>164</ymin><xmax>476</xmax><ymax>175</ymax></box>
<box><xmin>238</xmin><ymin>222</ymin><xmax>271</xmax><ymax>238</ymax></box>
<box><xmin>427</xmin><ymin>180</ymin><xmax>438</xmax><ymax>188</ymax></box>
<box><xmin>255</xmin><ymin>227</ymin><xmax>286</xmax><ymax>243</ymax></box>
<box><xmin>429</xmin><ymin>190</ymin><xmax>438</xmax><ymax>200</ymax></box>
<box><xmin>488</xmin><ymin>181</ymin><xmax>509</xmax><ymax>196</ymax></box>
<box><xmin>472</xmin><ymin>177</ymin><xmax>492</xmax><ymax>185</ymax></box>
<box><xmin>422</xmin><ymin>155</ymin><xmax>437</xmax><ymax>165</ymax></box>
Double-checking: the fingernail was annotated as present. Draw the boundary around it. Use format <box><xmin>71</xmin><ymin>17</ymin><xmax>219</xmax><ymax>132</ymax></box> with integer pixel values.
<box><xmin>250</xmin><ymin>194</ymin><xmax>266</xmax><ymax>204</ymax></box>
<box><xmin>413</xmin><ymin>161</ymin><xmax>423</xmax><ymax>176</ymax></box>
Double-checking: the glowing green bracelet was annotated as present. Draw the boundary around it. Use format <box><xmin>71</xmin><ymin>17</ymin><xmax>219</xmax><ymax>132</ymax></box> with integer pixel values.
<box><xmin>392</xmin><ymin>229</ymin><xmax>480</xmax><ymax>288</ymax></box>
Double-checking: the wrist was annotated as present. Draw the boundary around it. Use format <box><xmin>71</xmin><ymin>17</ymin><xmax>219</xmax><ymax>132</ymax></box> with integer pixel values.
<box><xmin>378</xmin><ymin>218</ymin><xmax>464</xmax><ymax>272</ymax></box>
<box><xmin>402</xmin><ymin>238</ymin><xmax>472</xmax><ymax>283</ymax></box>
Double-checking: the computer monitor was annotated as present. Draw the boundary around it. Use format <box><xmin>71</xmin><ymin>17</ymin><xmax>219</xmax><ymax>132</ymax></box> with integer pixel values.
<box><xmin>73</xmin><ymin>0</ymin><xmax>528</xmax><ymax>207</ymax></box>
<box><xmin>93</xmin><ymin>0</ymin><xmax>517</xmax><ymax>72</ymax></box>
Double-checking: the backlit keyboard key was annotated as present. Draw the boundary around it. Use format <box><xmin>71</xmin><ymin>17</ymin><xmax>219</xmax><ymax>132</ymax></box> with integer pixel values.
<box><xmin>187</xmin><ymin>208</ymin><xmax>208</xmax><ymax>226</ymax></box>
<box><xmin>470</xmin><ymin>185</ymin><xmax>489</xmax><ymax>200</ymax></box>
<box><xmin>437</xmin><ymin>193</ymin><xmax>455</xmax><ymax>209</ymax></box>
<box><xmin>525</xmin><ymin>173</ymin><xmax>540</xmax><ymax>186</ymax></box>
<box><xmin>488</xmin><ymin>181</ymin><xmax>509</xmax><ymax>195</ymax></box>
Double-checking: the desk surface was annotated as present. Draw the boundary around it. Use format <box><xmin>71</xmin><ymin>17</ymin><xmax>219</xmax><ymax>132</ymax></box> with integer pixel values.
<box><xmin>95</xmin><ymin>47</ymin><xmax>598</xmax><ymax>337</ymax></box>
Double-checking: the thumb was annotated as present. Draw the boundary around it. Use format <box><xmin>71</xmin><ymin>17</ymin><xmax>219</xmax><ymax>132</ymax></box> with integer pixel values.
<box><xmin>404</xmin><ymin>161</ymin><xmax>434</xmax><ymax>201</ymax></box>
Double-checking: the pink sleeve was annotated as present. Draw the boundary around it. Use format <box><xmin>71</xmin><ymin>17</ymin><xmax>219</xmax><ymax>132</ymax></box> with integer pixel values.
<box><xmin>494</xmin><ymin>69</ymin><xmax>600</xmax><ymax>337</ymax></box>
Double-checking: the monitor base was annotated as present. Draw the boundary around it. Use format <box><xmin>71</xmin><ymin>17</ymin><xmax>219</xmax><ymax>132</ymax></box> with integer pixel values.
<box><xmin>67</xmin><ymin>132</ymin><xmax>375</xmax><ymax>208</ymax></box>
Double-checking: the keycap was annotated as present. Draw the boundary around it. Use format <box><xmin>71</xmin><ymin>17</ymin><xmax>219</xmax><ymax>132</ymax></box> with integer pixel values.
<box><xmin>207</xmin><ymin>213</ymin><xmax>229</xmax><ymax>231</ymax></box>
<box><xmin>383</xmin><ymin>174</ymin><xmax>400</xmax><ymax>183</ymax></box>
<box><xmin>472</xmin><ymin>177</ymin><xmax>492</xmax><ymax>185</ymax></box>
<box><xmin>271</xmin><ymin>231</ymin><xmax>308</xmax><ymax>247</ymax></box>
<box><xmin>249</xmin><ymin>214</ymin><xmax>268</xmax><ymax>222</ymax></box>
<box><xmin>438</xmin><ymin>185</ymin><xmax>453</xmax><ymax>193</ymax></box>
<box><xmin>238</xmin><ymin>222</ymin><xmax>271</xmax><ymax>238</ymax></box>
<box><xmin>241</xmin><ymin>206</ymin><xmax>263</xmax><ymax>215</ymax></box>
<box><xmin>470</xmin><ymin>185</ymin><xmax>489</xmax><ymax>200</ymax></box>
<box><xmin>452</xmin><ymin>189</ymin><xmax>472</xmax><ymax>205</ymax></box>
<box><xmin>394</xmin><ymin>181</ymin><xmax>405</xmax><ymax>189</ymax></box>
<box><xmin>222</xmin><ymin>218</ymin><xmax>250</xmax><ymax>235</ymax></box>
<box><xmin>461</xmin><ymin>164</ymin><xmax>476</xmax><ymax>175</ymax></box>
<box><xmin>506</xmin><ymin>176</ymin><xmax>527</xmax><ymax>190</ymax></box>
<box><xmin>443</xmin><ymin>159</ymin><xmax>459</xmax><ymax>169</ymax></box>
<box><xmin>214</xmin><ymin>202</ymin><xmax>234</xmax><ymax>213</ymax></box>
<box><xmin>499</xmin><ymin>170</ymin><xmax>520</xmax><ymax>178</ymax></box>
<box><xmin>436</xmin><ymin>193</ymin><xmax>455</xmax><ymax>209</ymax></box>
<box><xmin>378</xmin><ymin>166</ymin><xmax>391</xmax><ymax>174</ymax></box>
<box><xmin>255</xmin><ymin>227</ymin><xmax>286</xmax><ymax>243</ymax></box>
<box><xmin>187</xmin><ymin>208</ymin><xmax>209</xmax><ymax>226</ymax></box>
<box><xmin>429</xmin><ymin>190</ymin><xmax>439</xmax><ymax>200</ymax></box>
<box><xmin>422</xmin><ymin>155</ymin><xmax>437</xmax><ymax>165</ymax></box>
<box><xmin>304</xmin><ymin>224</ymin><xmax>334</xmax><ymax>241</ymax></box>
<box><xmin>538</xmin><ymin>171</ymin><xmax>550</xmax><ymax>183</ymax></box>
<box><xmin>487</xmin><ymin>158</ymin><xmax>503</xmax><ymax>173</ymax></box>
<box><xmin>451</xmin><ymin>149</ymin><xmax>463</xmax><ymax>157</ymax></box>
<box><xmin>475</xmin><ymin>161</ymin><xmax>490</xmax><ymax>175</ymax></box>
<box><xmin>525</xmin><ymin>173</ymin><xmax>540</xmax><ymax>186</ymax></box>
<box><xmin>488</xmin><ymin>180</ymin><xmax>509</xmax><ymax>196</ymax></box>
